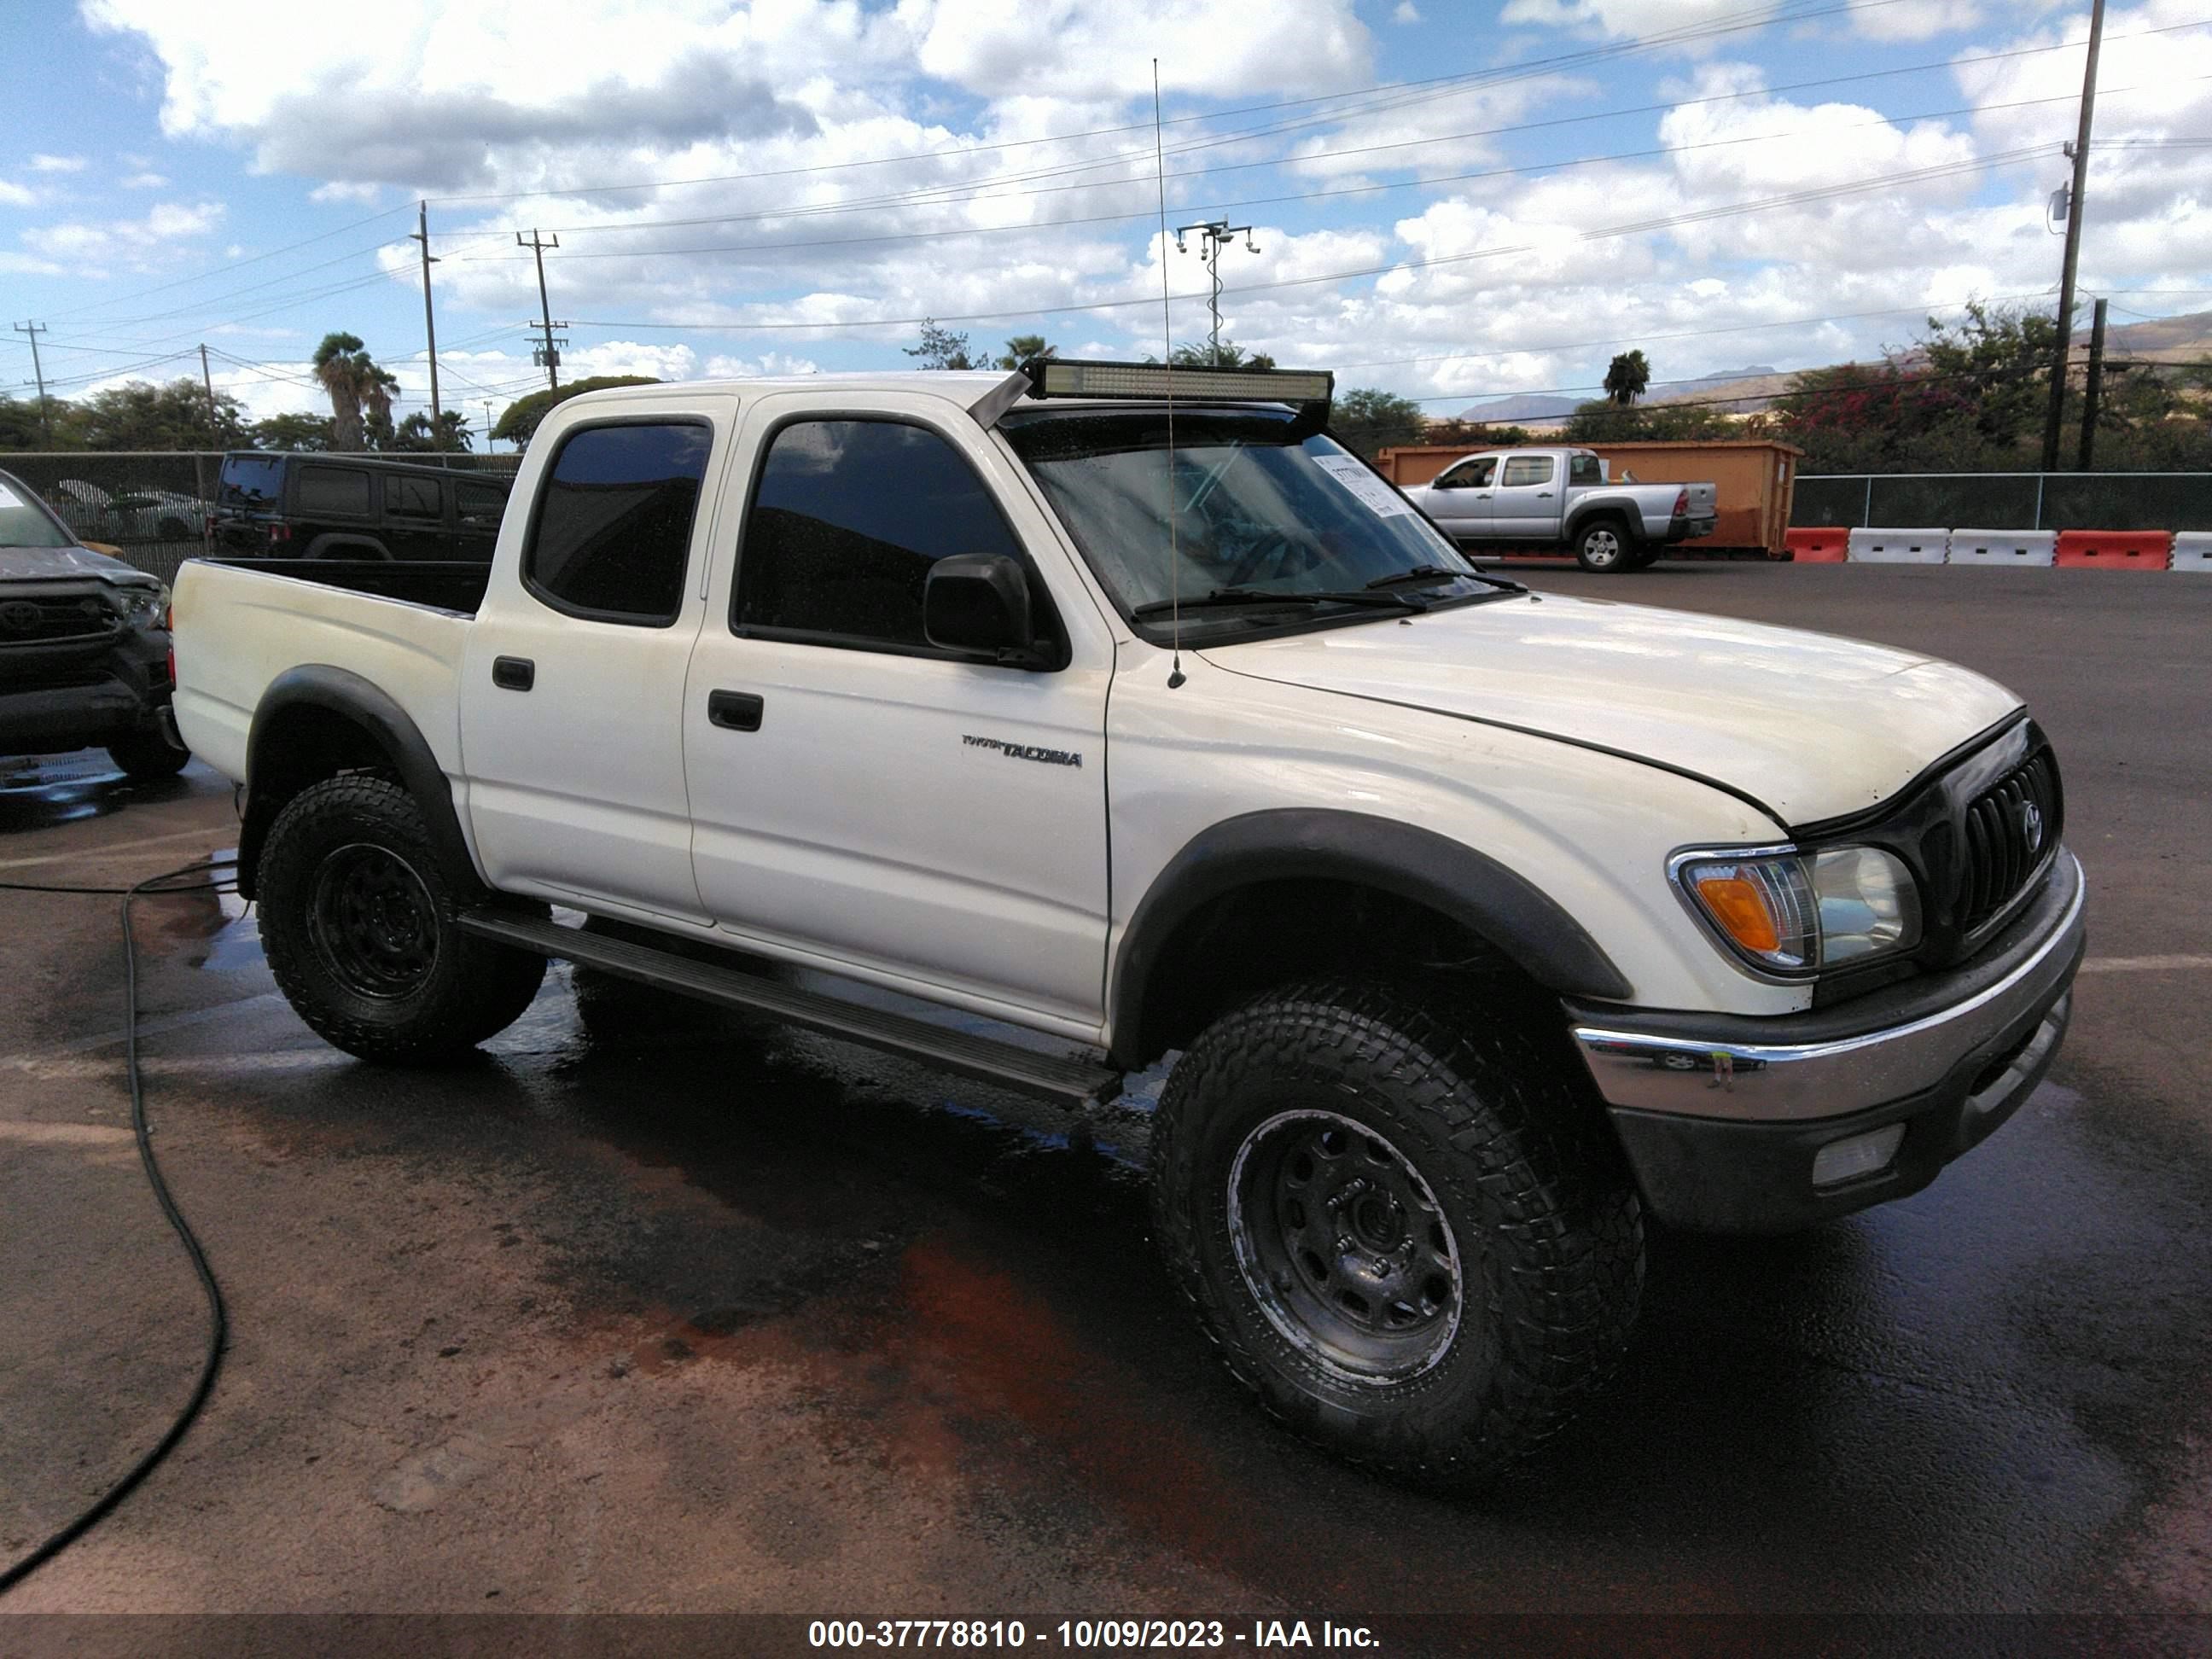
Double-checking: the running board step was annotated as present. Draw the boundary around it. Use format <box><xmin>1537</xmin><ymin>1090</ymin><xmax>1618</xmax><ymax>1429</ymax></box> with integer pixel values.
<box><xmin>457</xmin><ymin>910</ymin><xmax>1123</xmax><ymax>1109</ymax></box>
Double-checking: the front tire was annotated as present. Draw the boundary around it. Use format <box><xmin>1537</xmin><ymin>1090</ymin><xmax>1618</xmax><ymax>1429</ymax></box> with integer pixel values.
<box><xmin>1150</xmin><ymin>980</ymin><xmax>1643</xmax><ymax>1490</ymax></box>
<box><xmin>259</xmin><ymin>775</ymin><xmax>546</xmax><ymax>1063</ymax></box>
<box><xmin>108</xmin><ymin>708</ymin><xmax>192</xmax><ymax>780</ymax></box>
<box><xmin>1575</xmin><ymin>519</ymin><xmax>1636</xmax><ymax>573</ymax></box>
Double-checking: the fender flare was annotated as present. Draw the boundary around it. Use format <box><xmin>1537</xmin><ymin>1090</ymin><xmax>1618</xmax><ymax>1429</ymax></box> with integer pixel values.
<box><xmin>237</xmin><ymin>664</ymin><xmax>479</xmax><ymax>899</ymax></box>
<box><xmin>1106</xmin><ymin>808</ymin><xmax>1633</xmax><ymax>1065</ymax></box>
<box><xmin>1563</xmin><ymin>499</ymin><xmax>1638</xmax><ymax>543</ymax></box>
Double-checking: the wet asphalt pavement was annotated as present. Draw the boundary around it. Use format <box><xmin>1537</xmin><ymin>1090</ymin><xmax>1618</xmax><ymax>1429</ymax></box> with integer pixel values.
<box><xmin>1</xmin><ymin>565</ymin><xmax>2209</xmax><ymax>1647</ymax></box>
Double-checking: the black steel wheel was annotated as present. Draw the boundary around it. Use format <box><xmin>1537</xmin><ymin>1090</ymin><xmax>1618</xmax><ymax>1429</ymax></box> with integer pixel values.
<box><xmin>1228</xmin><ymin>1109</ymin><xmax>1463</xmax><ymax>1385</ymax></box>
<box><xmin>1150</xmin><ymin>979</ymin><xmax>1644</xmax><ymax>1490</ymax></box>
<box><xmin>306</xmin><ymin>842</ymin><xmax>442</xmax><ymax>999</ymax></box>
<box><xmin>259</xmin><ymin>775</ymin><xmax>546</xmax><ymax>1064</ymax></box>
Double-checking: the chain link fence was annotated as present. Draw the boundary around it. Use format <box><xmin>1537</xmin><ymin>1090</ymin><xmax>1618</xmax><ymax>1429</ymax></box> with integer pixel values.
<box><xmin>1791</xmin><ymin>472</ymin><xmax>2212</xmax><ymax>532</ymax></box>
<box><xmin>0</xmin><ymin>451</ymin><xmax>523</xmax><ymax>584</ymax></box>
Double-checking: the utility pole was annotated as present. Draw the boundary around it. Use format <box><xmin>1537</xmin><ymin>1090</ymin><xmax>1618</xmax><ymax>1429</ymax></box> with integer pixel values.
<box><xmin>411</xmin><ymin>201</ymin><xmax>445</xmax><ymax>447</ymax></box>
<box><xmin>1173</xmin><ymin>219</ymin><xmax>1258</xmax><ymax>363</ymax></box>
<box><xmin>2076</xmin><ymin>296</ymin><xmax>2110</xmax><ymax>471</ymax></box>
<box><xmin>482</xmin><ymin>400</ymin><xmax>497</xmax><ymax>453</ymax></box>
<box><xmin>13</xmin><ymin>321</ymin><xmax>50</xmax><ymax>444</ymax></box>
<box><xmin>198</xmin><ymin>342</ymin><xmax>220</xmax><ymax>441</ymax></box>
<box><xmin>2040</xmin><ymin>0</ymin><xmax>2105</xmax><ymax>472</ymax></box>
<box><xmin>517</xmin><ymin>230</ymin><xmax>564</xmax><ymax>391</ymax></box>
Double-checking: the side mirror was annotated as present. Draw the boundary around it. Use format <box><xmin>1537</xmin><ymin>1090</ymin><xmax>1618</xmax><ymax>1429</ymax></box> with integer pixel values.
<box><xmin>924</xmin><ymin>553</ymin><xmax>1038</xmax><ymax>662</ymax></box>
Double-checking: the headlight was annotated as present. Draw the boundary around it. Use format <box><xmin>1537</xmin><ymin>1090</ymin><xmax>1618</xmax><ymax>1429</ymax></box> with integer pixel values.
<box><xmin>115</xmin><ymin>584</ymin><xmax>169</xmax><ymax>623</ymax></box>
<box><xmin>1675</xmin><ymin>845</ymin><xmax>1920</xmax><ymax>975</ymax></box>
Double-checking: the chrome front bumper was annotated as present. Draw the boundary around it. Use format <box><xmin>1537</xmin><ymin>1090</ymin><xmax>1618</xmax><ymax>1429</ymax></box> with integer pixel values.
<box><xmin>1571</xmin><ymin>849</ymin><xmax>2085</xmax><ymax>1124</ymax></box>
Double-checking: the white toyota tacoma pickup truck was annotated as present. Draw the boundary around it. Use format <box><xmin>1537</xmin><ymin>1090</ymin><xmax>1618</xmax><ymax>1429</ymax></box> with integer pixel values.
<box><xmin>172</xmin><ymin>361</ymin><xmax>2083</xmax><ymax>1488</ymax></box>
<box><xmin>1398</xmin><ymin>445</ymin><xmax>1719</xmax><ymax>572</ymax></box>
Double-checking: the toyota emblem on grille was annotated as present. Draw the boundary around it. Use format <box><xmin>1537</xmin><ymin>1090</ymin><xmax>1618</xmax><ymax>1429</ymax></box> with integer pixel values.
<box><xmin>2017</xmin><ymin>796</ymin><xmax>2045</xmax><ymax>856</ymax></box>
<box><xmin>0</xmin><ymin>600</ymin><xmax>41</xmax><ymax>636</ymax></box>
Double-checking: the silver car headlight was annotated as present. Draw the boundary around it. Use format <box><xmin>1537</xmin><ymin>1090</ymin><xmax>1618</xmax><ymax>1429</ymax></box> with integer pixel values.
<box><xmin>1674</xmin><ymin>845</ymin><xmax>1921</xmax><ymax>975</ymax></box>
<box><xmin>114</xmin><ymin>583</ymin><xmax>169</xmax><ymax>624</ymax></box>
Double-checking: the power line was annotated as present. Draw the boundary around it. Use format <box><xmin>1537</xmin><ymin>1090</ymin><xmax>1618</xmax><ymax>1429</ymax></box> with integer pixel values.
<box><xmin>420</xmin><ymin>0</ymin><xmax>1906</xmax><ymax>209</ymax></box>
<box><xmin>19</xmin><ymin>18</ymin><xmax>2195</xmax><ymax>370</ymax></box>
<box><xmin>436</xmin><ymin>78</ymin><xmax>2171</xmax><ymax>273</ymax></box>
<box><xmin>35</xmin><ymin>204</ymin><xmax>414</xmax><ymax>325</ymax></box>
<box><xmin>562</xmin><ymin>144</ymin><xmax>2058</xmax><ymax>335</ymax></box>
<box><xmin>434</xmin><ymin>20</ymin><xmax>2207</xmax><ymax>249</ymax></box>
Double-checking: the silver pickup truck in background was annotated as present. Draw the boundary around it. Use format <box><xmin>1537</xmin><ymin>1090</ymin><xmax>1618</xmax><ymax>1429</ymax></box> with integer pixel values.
<box><xmin>1398</xmin><ymin>445</ymin><xmax>1719</xmax><ymax>573</ymax></box>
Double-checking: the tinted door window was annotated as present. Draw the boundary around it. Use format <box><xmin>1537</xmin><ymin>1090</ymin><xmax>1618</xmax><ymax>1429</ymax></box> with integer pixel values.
<box><xmin>298</xmin><ymin>465</ymin><xmax>370</xmax><ymax>516</ymax></box>
<box><xmin>1569</xmin><ymin>454</ymin><xmax>1604</xmax><ymax>486</ymax></box>
<box><xmin>387</xmin><ymin>474</ymin><xmax>442</xmax><ymax>518</ymax></box>
<box><xmin>524</xmin><ymin>422</ymin><xmax>711</xmax><ymax>625</ymax></box>
<box><xmin>735</xmin><ymin>419</ymin><xmax>1025</xmax><ymax>650</ymax></box>
<box><xmin>1438</xmin><ymin>457</ymin><xmax>1495</xmax><ymax>489</ymax></box>
<box><xmin>456</xmin><ymin>481</ymin><xmax>506</xmax><ymax>518</ymax></box>
<box><xmin>1500</xmin><ymin>456</ymin><xmax>1555</xmax><ymax>488</ymax></box>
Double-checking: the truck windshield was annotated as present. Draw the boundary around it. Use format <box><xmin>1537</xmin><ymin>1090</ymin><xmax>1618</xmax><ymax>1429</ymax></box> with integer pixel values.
<box><xmin>219</xmin><ymin>454</ymin><xmax>287</xmax><ymax>507</ymax></box>
<box><xmin>0</xmin><ymin>471</ymin><xmax>78</xmax><ymax>549</ymax></box>
<box><xmin>1001</xmin><ymin>408</ymin><xmax>1496</xmax><ymax>627</ymax></box>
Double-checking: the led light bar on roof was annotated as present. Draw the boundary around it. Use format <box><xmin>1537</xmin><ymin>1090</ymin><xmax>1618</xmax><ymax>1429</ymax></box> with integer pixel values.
<box><xmin>1025</xmin><ymin>358</ymin><xmax>1335</xmax><ymax>408</ymax></box>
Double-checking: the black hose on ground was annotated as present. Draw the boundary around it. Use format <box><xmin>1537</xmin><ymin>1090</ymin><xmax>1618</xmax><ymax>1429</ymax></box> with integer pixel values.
<box><xmin>0</xmin><ymin>856</ymin><xmax>237</xmax><ymax>1594</ymax></box>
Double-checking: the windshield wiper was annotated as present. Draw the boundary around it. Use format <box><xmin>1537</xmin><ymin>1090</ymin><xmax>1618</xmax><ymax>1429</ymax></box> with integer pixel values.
<box><xmin>1365</xmin><ymin>564</ymin><xmax>1467</xmax><ymax>590</ymax></box>
<box><xmin>1132</xmin><ymin>585</ymin><xmax>1428</xmax><ymax>619</ymax></box>
<box><xmin>1367</xmin><ymin>563</ymin><xmax>1526</xmax><ymax>596</ymax></box>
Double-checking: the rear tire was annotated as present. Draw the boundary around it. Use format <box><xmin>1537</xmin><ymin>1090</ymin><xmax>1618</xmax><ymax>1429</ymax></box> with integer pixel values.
<box><xmin>108</xmin><ymin>708</ymin><xmax>192</xmax><ymax>780</ymax></box>
<box><xmin>1575</xmin><ymin>519</ymin><xmax>1636</xmax><ymax>573</ymax></box>
<box><xmin>259</xmin><ymin>774</ymin><xmax>546</xmax><ymax>1064</ymax></box>
<box><xmin>1150</xmin><ymin>979</ymin><xmax>1644</xmax><ymax>1490</ymax></box>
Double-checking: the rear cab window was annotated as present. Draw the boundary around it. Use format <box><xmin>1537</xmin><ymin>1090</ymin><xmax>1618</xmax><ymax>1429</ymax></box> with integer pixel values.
<box><xmin>521</xmin><ymin>421</ymin><xmax>713</xmax><ymax>626</ymax></box>
<box><xmin>1569</xmin><ymin>454</ymin><xmax>1604</xmax><ymax>486</ymax></box>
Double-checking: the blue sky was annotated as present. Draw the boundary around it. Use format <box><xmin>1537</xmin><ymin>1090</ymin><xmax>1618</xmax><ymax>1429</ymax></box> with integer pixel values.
<box><xmin>3</xmin><ymin>0</ymin><xmax>2208</xmax><ymax>445</ymax></box>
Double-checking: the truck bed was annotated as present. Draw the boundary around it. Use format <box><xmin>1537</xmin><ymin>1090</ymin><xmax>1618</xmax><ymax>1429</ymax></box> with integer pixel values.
<box><xmin>172</xmin><ymin>556</ymin><xmax>477</xmax><ymax>792</ymax></box>
<box><xmin>198</xmin><ymin>556</ymin><xmax>493</xmax><ymax>615</ymax></box>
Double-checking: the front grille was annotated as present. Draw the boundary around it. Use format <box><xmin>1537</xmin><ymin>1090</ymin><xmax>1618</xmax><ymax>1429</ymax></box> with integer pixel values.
<box><xmin>1959</xmin><ymin>748</ymin><xmax>2061</xmax><ymax>931</ymax></box>
<box><xmin>0</xmin><ymin>593</ymin><xmax>119</xmax><ymax>644</ymax></box>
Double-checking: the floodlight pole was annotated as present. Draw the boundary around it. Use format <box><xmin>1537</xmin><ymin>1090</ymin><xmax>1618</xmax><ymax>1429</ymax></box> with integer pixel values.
<box><xmin>1174</xmin><ymin>220</ymin><xmax>1257</xmax><ymax>362</ymax></box>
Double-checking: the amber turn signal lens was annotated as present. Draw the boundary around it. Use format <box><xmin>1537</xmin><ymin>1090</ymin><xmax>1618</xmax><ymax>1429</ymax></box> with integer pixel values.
<box><xmin>1694</xmin><ymin>874</ymin><xmax>1780</xmax><ymax>954</ymax></box>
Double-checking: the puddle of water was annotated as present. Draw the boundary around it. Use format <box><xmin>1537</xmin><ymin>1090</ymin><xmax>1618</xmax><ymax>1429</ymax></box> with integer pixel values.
<box><xmin>0</xmin><ymin>754</ymin><xmax>195</xmax><ymax>833</ymax></box>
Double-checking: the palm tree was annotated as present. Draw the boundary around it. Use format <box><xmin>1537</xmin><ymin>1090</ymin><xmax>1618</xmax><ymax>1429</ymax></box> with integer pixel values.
<box><xmin>1604</xmin><ymin>350</ymin><xmax>1651</xmax><ymax>407</ymax></box>
<box><xmin>312</xmin><ymin>332</ymin><xmax>400</xmax><ymax>451</ymax></box>
<box><xmin>996</xmin><ymin>335</ymin><xmax>1057</xmax><ymax>370</ymax></box>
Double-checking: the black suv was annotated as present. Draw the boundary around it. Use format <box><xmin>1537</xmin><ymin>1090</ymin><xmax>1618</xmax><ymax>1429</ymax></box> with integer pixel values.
<box><xmin>210</xmin><ymin>452</ymin><xmax>512</xmax><ymax>561</ymax></box>
<box><xmin>0</xmin><ymin>467</ymin><xmax>191</xmax><ymax>779</ymax></box>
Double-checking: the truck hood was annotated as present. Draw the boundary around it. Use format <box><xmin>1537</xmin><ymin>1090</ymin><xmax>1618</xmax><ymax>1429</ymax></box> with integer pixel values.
<box><xmin>1199</xmin><ymin>592</ymin><xmax>2021</xmax><ymax>828</ymax></box>
<box><xmin>0</xmin><ymin>543</ymin><xmax>160</xmax><ymax>586</ymax></box>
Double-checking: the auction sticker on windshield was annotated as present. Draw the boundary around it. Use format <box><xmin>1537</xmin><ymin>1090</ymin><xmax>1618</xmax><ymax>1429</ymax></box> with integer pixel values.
<box><xmin>0</xmin><ymin>483</ymin><xmax>23</xmax><ymax>509</ymax></box>
<box><xmin>1312</xmin><ymin>454</ymin><xmax>1416</xmax><ymax>518</ymax></box>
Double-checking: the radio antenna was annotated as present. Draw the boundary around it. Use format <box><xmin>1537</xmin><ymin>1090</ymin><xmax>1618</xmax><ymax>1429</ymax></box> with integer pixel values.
<box><xmin>1153</xmin><ymin>59</ymin><xmax>1185</xmax><ymax>690</ymax></box>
